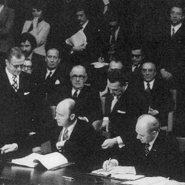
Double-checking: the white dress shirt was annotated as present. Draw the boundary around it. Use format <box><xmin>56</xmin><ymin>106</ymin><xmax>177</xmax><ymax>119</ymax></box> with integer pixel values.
<box><xmin>171</xmin><ymin>23</ymin><xmax>182</xmax><ymax>36</ymax></box>
<box><xmin>144</xmin><ymin>79</ymin><xmax>155</xmax><ymax>90</ymax></box>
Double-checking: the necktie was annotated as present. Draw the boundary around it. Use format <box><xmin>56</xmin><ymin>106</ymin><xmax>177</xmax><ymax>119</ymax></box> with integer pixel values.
<box><xmin>171</xmin><ymin>27</ymin><xmax>175</xmax><ymax>36</ymax></box>
<box><xmin>108</xmin><ymin>30</ymin><xmax>116</xmax><ymax>61</ymax></box>
<box><xmin>63</xmin><ymin>129</ymin><xmax>69</xmax><ymax>141</ymax></box>
<box><xmin>73</xmin><ymin>90</ymin><xmax>78</xmax><ymax>98</ymax></box>
<box><xmin>12</xmin><ymin>75</ymin><xmax>18</xmax><ymax>92</ymax></box>
<box><xmin>111</xmin><ymin>96</ymin><xmax>118</xmax><ymax>112</ymax></box>
<box><xmin>144</xmin><ymin>143</ymin><xmax>150</xmax><ymax>156</ymax></box>
<box><xmin>45</xmin><ymin>71</ymin><xmax>52</xmax><ymax>80</ymax></box>
<box><xmin>146</xmin><ymin>82</ymin><xmax>150</xmax><ymax>92</ymax></box>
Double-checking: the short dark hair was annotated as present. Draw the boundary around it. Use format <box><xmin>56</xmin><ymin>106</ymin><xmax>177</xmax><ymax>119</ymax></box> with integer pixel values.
<box><xmin>6</xmin><ymin>47</ymin><xmax>25</xmax><ymax>61</ymax></box>
<box><xmin>170</xmin><ymin>4</ymin><xmax>185</xmax><ymax>15</ymax></box>
<box><xmin>19</xmin><ymin>33</ymin><xmax>37</xmax><ymax>50</ymax></box>
<box><xmin>107</xmin><ymin>70</ymin><xmax>128</xmax><ymax>86</ymax></box>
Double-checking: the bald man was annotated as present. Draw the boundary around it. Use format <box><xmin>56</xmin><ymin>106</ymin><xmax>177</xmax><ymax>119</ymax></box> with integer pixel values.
<box><xmin>103</xmin><ymin>114</ymin><xmax>183</xmax><ymax>180</ymax></box>
<box><xmin>51</xmin><ymin>98</ymin><xmax>98</xmax><ymax>170</ymax></box>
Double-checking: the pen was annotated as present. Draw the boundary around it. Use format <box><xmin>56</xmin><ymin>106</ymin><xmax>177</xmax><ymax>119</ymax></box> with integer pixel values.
<box><xmin>108</xmin><ymin>158</ymin><xmax>111</xmax><ymax>165</ymax></box>
<box><xmin>62</xmin><ymin>176</ymin><xmax>74</xmax><ymax>181</ymax></box>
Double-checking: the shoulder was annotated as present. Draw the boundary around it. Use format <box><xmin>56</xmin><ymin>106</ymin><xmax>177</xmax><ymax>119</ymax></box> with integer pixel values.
<box><xmin>39</xmin><ymin>20</ymin><xmax>50</xmax><ymax>28</ymax></box>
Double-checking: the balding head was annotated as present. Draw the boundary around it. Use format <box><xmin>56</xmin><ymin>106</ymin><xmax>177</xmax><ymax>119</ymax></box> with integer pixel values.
<box><xmin>55</xmin><ymin>99</ymin><xmax>76</xmax><ymax>127</ymax></box>
<box><xmin>136</xmin><ymin>114</ymin><xmax>160</xmax><ymax>144</ymax></box>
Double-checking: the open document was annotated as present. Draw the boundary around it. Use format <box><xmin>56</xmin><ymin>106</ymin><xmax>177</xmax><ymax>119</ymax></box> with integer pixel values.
<box><xmin>90</xmin><ymin>166</ymin><xmax>144</xmax><ymax>180</ymax></box>
<box><xmin>11</xmin><ymin>152</ymin><xmax>73</xmax><ymax>170</ymax></box>
<box><xmin>65</xmin><ymin>29</ymin><xmax>87</xmax><ymax>47</ymax></box>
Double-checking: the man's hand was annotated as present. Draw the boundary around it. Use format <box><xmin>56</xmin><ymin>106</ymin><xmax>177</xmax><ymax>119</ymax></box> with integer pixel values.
<box><xmin>56</xmin><ymin>141</ymin><xmax>64</xmax><ymax>150</ymax></box>
<box><xmin>148</xmin><ymin>107</ymin><xmax>159</xmax><ymax>116</ymax></box>
<box><xmin>101</xmin><ymin>119</ymin><xmax>109</xmax><ymax>132</ymax></box>
<box><xmin>72</xmin><ymin>44</ymin><xmax>86</xmax><ymax>52</ymax></box>
<box><xmin>1</xmin><ymin>143</ymin><xmax>18</xmax><ymax>154</ymax></box>
<box><xmin>32</xmin><ymin>147</ymin><xmax>42</xmax><ymax>154</ymax></box>
<box><xmin>101</xmin><ymin>138</ymin><xmax>117</xmax><ymax>149</ymax></box>
<box><xmin>160</xmin><ymin>69</ymin><xmax>172</xmax><ymax>80</ymax></box>
<box><xmin>102</xmin><ymin>159</ymin><xmax>118</xmax><ymax>171</ymax></box>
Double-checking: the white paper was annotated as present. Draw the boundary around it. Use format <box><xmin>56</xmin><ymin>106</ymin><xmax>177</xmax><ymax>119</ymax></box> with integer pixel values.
<box><xmin>11</xmin><ymin>152</ymin><xmax>68</xmax><ymax>170</ymax></box>
<box><xmin>103</xmin><ymin>0</ymin><xmax>110</xmax><ymax>5</ymax></box>
<box><xmin>65</xmin><ymin>30</ymin><xmax>87</xmax><ymax>47</ymax></box>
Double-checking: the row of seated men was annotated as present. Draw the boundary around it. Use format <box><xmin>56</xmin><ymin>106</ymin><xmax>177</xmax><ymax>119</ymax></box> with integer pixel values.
<box><xmin>0</xmin><ymin>46</ymin><xmax>184</xmax><ymax>181</ymax></box>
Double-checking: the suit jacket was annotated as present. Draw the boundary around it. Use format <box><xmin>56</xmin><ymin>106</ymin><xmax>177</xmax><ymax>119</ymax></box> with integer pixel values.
<box><xmin>0</xmin><ymin>69</ymin><xmax>32</xmax><ymax>148</ymax></box>
<box><xmin>51</xmin><ymin>85</ymin><xmax>103</xmax><ymax>124</ymax></box>
<box><xmin>22</xmin><ymin>20</ymin><xmax>50</xmax><ymax>56</ymax></box>
<box><xmin>0</xmin><ymin>6</ymin><xmax>15</xmax><ymax>53</ymax></box>
<box><xmin>31</xmin><ymin>52</ymin><xmax>45</xmax><ymax>72</ymax></box>
<box><xmin>51</xmin><ymin>119</ymin><xmax>97</xmax><ymax>169</ymax></box>
<box><xmin>160</xmin><ymin>22</ymin><xmax>185</xmax><ymax>77</ymax></box>
<box><xmin>132</xmin><ymin>76</ymin><xmax>174</xmax><ymax>126</ymax></box>
<box><xmin>119</xmin><ymin>130</ymin><xmax>183</xmax><ymax>180</ymax></box>
<box><xmin>103</xmin><ymin>87</ymin><xmax>139</xmax><ymax>143</ymax></box>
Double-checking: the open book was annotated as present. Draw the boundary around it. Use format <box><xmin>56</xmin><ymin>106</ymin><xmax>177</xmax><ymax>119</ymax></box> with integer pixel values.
<box><xmin>11</xmin><ymin>152</ymin><xmax>74</xmax><ymax>170</ymax></box>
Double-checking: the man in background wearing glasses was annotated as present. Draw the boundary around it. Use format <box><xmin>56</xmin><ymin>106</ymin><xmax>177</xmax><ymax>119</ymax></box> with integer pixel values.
<box><xmin>51</xmin><ymin>65</ymin><xmax>103</xmax><ymax>128</ymax></box>
<box><xmin>0</xmin><ymin>47</ymin><xmax>35</xmax><ymax>157</ymax></box>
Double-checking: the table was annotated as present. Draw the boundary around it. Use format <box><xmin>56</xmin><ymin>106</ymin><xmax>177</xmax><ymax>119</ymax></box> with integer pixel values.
<box><xmin>0</xmin><ymin>163</ymin><xmax>121</xmax><ymax>185</ymax></box>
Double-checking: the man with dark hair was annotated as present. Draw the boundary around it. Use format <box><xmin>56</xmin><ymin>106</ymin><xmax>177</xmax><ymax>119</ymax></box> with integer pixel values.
<box><xmin>101</xmin><ymin>70</ymin><xmax>139</xmax><ymax>152</ymax></box>
<box><xmin>132</xmin><ymin>62</ymin><xmax>173</xmax><ymax>127</ymax></box>
<box><xmin>0</xmin><ymin>47</ymin><xmax>33</xmax><ymax>157</ymax></box>
<box><xmin>103</xmin><ymin>114</ymin><xmax>184</xmax><ymax>180</ymax></box>
<box><xmin>19</xmin><ymin>32</ymin><xmax>45</xmax><ymax>72</ymax></box>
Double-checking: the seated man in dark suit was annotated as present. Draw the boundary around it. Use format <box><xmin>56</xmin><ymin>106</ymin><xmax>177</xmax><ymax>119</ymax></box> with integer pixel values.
<box><xmin>132</xmin><ymin>62</ymin><xmax>174</xmax><ymax>126</ymax></box>
<box><xmin>125</xmin><ymin>46</ymin><xmax>145</xmax><ymax>83</ymax></box>
<box><xmin>19</xmin><ymin>32</ymin><xmax>45</xmax><ymax>72</ymax></box>
<box><xmin>0</xmin><ymin>47</ymin><xmax>36</xmax><ymax>157</ymax></box>
<box><xmin>103</xmin><ymin>114</ymin><xmax>184</xmax><ymax>180</ymax></box>
<box><xmin>51</xmin><ymin>98</ymin><xmax>98</xmax><ymax>170</ymax></box>
<box><xmin>51</xmin><ymin>65</ymin><xmax>103</xmax><ymax>126</ymax></box>
<box><xmin>101</xmin><ymin>70</ymin><xmax>139</xmax><ymax>152</ymax></box>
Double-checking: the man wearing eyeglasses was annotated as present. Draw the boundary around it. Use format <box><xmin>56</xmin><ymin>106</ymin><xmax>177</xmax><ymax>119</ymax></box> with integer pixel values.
<box><xmin>51</xmin><ymin>65</ymin><xmax>103</xmax><ymax>127</ymax></box>
<box><xmin>125</xmin><ymin>46</ymin><xmax>145</xmax><ymax>83</ymax></box>
<box><xmin>0</xmin><ymin>47</ymin><xmax>34</xmax><ymax>157</ymax></box>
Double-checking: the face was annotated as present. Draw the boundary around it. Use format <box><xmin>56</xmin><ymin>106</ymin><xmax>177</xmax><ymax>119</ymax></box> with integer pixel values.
<box><xmin>55</xmin><ymin>105</ymin><xmax>71</xmax><ymax>127</ymax></box>
<box><xmin>142</xmin><ymin>63</ymin><xmax>156</xmax><ymax>82</ymax></box>
<box><xmin>45</xmin><ymin>49</ymin><xmax>60</xmax><ymax>70</ymax></box>
<box><xmin>32</xmin><ymin>8</ymin><xmax>43</xmax><ymax>19</ymax></box>
<box><xmin>76</xmin><ymin>10</ymin><xmax>88</xmax><ymax>25</ymax></box>
<box><xmin>136</xmin><ymin>121</ymin><xmax>156</xmax><ymax>144</ymax></box>
<box><xmin>22</xmin><ymin>59</ymin><xmax>32</xmax><ymax>74</ymax></box>
<box><xmin>6</xmin><ymin>56</ymin><xmax>25</xmax><ymax>76</ymax></box>
<box><xmin>170</xmin><ymin>7</ymin><xmax>184</xmax><ymax>25</ymax></box>
<box><xmin>20</xmin><ymin>40</ymin><xmax>32</xmax><ymax>57</ymax></box>
<box><xmin>70</xmin><ymin>67</ymin><xmax>87</xmax><ymax>90</ymax></box>
<box><xmin>107</xmin><ymin>80</ymin><xmax>126</xmax><ymax>97</ymax></box>
<box><xmin>131</xmin><ymin>49</ymin><xmax>143</xmax><ymax>65</ymax></box>
<box><xmin>109</xmin><ymin>61</ymin><xmax>123</xmax><ymax>71</ymax></box>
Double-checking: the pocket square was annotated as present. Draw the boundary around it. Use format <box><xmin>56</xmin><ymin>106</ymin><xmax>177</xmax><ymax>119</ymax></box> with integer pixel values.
<box><xmin>117</xmin><ymin>110</ymin><xmax>126</xmax><ymax>114</ymax></box>
<box><xmin>55</xmin><ymin>80</ymin><xmax>60</xmax><ymax>85</ymax></box>
<box><xmin>24</xmin><ymin>92</ymin><xmax>30</xmax><ymax>95</ymax></box>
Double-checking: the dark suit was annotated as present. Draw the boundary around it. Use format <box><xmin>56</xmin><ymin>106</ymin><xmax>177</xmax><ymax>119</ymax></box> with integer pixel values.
<box><xmin>0</xmin><ymin>68</ymin><xmax>33</xmax><ymax>153</ymax></box>
<box><xmin>51</xmin><ymin>85</ymin><xmax>103</xmax><ymax>124</ymax></box>
<box><xmin>30</xmin><ymin>64</ymin><xmax>68</xmax><ymax>132</ymax></box>
<box><xmin>51</xmin><ymin>119</ymin><xmax>98</xmax><ymax>170</ymax></box>
<box><xmin>132</xmin><ymin>76</ymin><xmax>174</xmax><ymax>126</ymax></box>
<box><xmin>0</xmin><ymin>6</ymin><xmax>15</xmax><ymax>54</ymax></box>
<box><xmin>30</xmin><ymin>52</ymin><xmax>45</xmax><ymax>72</ymax></box>
<box><xmin>103</xmin><ymin>87</ymin><xmax>139</xmax><ymax>144</ymax></box>
<box><xmin>119</xmin><ymin>130</ymin><xmax>184</xmax><ymax>180</ymax></box>
<box><xmin>160</xmin><ymin>22</ymin><xmax>185</xmax><ymax>86</ymax></box>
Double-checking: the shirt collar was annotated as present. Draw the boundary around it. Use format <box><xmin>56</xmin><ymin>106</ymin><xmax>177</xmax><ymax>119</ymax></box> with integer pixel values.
<box><xmin>63</xmin><ymin>119</ymin><xmax>77</xmax><ymax>138</ymax></box>
<box><xmin>171</xmin><ymin>23</ymin><xmax>182</xmax><ymax>34</ymax></box>
<box><xmin>82</xmin><ymin>20</ymin><xmax>89</xmax><ymax>30</ymax></box>
<box><xmin>0</xmin><ymin>5</ymin><xmax>4</xmax><ymax>14</ymax></box>
<box><xmin>148</xmin><ymin>131</ymin><xmax>159</xmax><ymax>151</ymax></box>
<box><xmin>144</xmin><ymin>79</ymin><xmax>155</xmax><ymax>89</ymax></box>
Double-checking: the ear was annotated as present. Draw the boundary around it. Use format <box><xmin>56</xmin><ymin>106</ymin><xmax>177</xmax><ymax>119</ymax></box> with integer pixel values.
<box><xmin>84</xmin><ymin>76</ymin><xmax>87</xmax><ymax>82</ymax></box>
<box><xmin>70</xmin><ymin>113</ymin><xmax>75</xmax><ymax>121</ymax></box>
<box><xmin>58</xmin><ymin>58</ymin><xmax>61</xmax><ymax>64</ymax></box>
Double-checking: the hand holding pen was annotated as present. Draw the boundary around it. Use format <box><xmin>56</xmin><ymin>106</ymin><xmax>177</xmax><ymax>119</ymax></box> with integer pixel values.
<box><xmin>102</xmin><ymin>158</ymin><xmax>119</xmax><ymax>171</ymax></box>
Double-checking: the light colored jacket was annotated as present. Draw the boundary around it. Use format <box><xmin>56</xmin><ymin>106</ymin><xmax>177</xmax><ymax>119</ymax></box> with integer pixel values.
<box><xmin>22</xmin><ymin>20</ymin><xmax>50</xmax><ymax>56</ymax></box>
